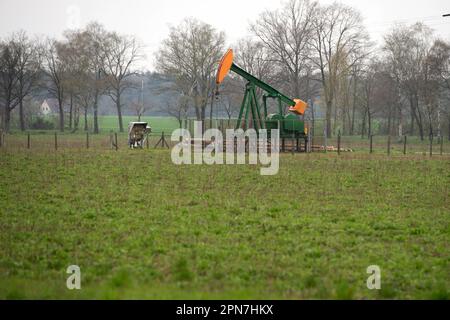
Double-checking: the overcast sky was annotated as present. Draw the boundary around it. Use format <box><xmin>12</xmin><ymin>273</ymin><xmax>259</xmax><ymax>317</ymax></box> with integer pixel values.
<box><xmin>1</xmin><ymin>0</ymin><xmax>449</xmax><ymax>70</ymax></box>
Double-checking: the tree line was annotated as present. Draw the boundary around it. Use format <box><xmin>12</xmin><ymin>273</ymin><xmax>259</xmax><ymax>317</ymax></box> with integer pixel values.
<box><xmin>156</xmin><ymin>0</ymin><xmax>450</xmax><ymax>140</ymax></box>
<box><xmin>1</xmin><ymin>0</ymin><xmax>450</xmax><ymax>139</ymax></box>
<box><xmin>0</xmin><ymin>22</ymin><xmax>143</xmax><ymax>133</ymax></box>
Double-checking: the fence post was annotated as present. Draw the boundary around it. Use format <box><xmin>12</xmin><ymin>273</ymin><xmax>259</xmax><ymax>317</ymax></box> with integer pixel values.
<box><xmin>337</xmin><ymin>130</ymin><xmax>341</xmax><ymax>155</ymax></box>
<box><xmin>146</xmin><ymin>133</ymin><xmax>149</xmax><ymax>149</ymax></box>
<box><xmin>403</xmin><ymin>135</ymin><xmax>407</xmax><ymax>155</ymax></box>
<box><xmin>370</xmin><ymin>134</ymin><xmax>373</xmax><ymax>154</ymax></box>
<box><xmin>429</xmin><ymin>134</ymin><xmax>433</xmax><ymax>157</ymax></box>
<box><xmin>387</xmin><ymin>135</ymin><xmax>391</xmax><ymax>156</ymax></box>
<box><xmin>27</xmin><ymin>132</ymin><xmax>30</xmax><ymax>149</ymax></box>
<box><xmin>440</xmin><ymin>135</ymin><xmax>443</xmax><ymax>156</ymax></box>
<box><xmin>54</xmin><ymin>132</ymin><xmax>58</xmax><ymax>151</ymax></box>
<box><xmin>86</xmin><ymin>132</ymin><xmax>89</xmax><ymax>149</ymax></box>
<box><xmin>114</xmin><ymin>133</ymin><xmax>118</xmax><ymax>151</ymax></box>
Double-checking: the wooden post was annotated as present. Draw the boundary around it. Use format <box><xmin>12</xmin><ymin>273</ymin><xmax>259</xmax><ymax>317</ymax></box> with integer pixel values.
<box><xmin>155</xmin><ymin>131</ymin><xmax>170</xmax><ymax>149</ymax></box>
<box><xmin>337</xmin><ymin>130</ymin><xmax>341</xmax><ymax>155</ymax></box>
<box><xmin>440</xmin><ymin>135</ymin><xmax>443</xmax><ymax>156</ymax></box>
<box><xmin>114</xmin><ymin>133</ymin><xmax>118</xmax><ymax>151</ymax></box>
<box><xmin>403</xmin><ymin>135</ymin><xmax>407</xmax><ymax>155</ymax></box>
<box><xmin>146</xmin><ymin>133</ymin><xmax>149</xmax><ymax>149</ymax></box>
<box><xmin>429</xmin><ymin>134</ymin><xmax>433</xmax><ymax>157</ymax></box>
<box><xmin>387</xmin><ymin>135</ymin><xmax>391</xmax><ymax>156</ymax></box>
<box><xmin>86</xmin><ymin>132</ymin><xmax>89</xmax><ymax>149</ymax></box>
<box><xmin>370</xmin><ymin>134</ymin><xmax>373</xmax><ymax>154</ymax></box>
<box><xmin>27</xmin><ymin>132</ymin><xmax>30</xmax><ymax>149</ymax></box>
<box><xmin>54</xmin><ymin>132</ymin><xmax>57</xmax><ymax>151</ymax></box>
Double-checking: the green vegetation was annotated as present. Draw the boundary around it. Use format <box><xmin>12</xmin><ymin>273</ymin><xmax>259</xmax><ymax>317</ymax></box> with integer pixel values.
<box><xmin>0</xmin><ymin>135</ymin><xmax>449</xmax><ymax>299</ymax></box>
<box><xmin>96</xmin><ymin>116</ymin><xmax>180</xmax><ymax>133</ymax></box>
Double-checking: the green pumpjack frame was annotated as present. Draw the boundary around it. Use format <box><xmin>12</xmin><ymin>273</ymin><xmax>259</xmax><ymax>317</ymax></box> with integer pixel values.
<box><xmin>231</xmin><ymin>64</ymin><xmax>307</xmax><ymax>142</ymax></box>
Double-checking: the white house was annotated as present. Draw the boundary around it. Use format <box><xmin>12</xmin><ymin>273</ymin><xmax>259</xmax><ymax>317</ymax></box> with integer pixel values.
<box><xmin>40</xmin><ymin>99</ymin><xmax>61</xmax><ymax>115</ymax></box>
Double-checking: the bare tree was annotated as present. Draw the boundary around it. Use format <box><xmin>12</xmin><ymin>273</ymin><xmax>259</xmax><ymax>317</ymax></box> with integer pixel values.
<box><xmin>427</xmin><ymin>39</ymin><xmax>450</xmax><ymax>139</ymax></box>
<box><xmin>251</xmin><ymin>0</ymin><xmax>317</xmax><ymax>100</ymax></box>
<box><xmin>310</xmin><ymin>2</ymin><xmax>370</xmax><ymax>137</ymax></box>
<box><xmin>42</xmin><ymin>39</ymin><xmax>66</xmax><ymax>132</ymax></box>
<box><xmin>80</xmin><ymin>22</ymin><xmax>109</xmax><ymax>134</ymax></box>
<box><xmin>156</xmin><ymin>18</ymin><xmax>225</xmax><ymax>124</ymax></box>
<box><xmin>13</xmin><ymin>31</ymin><xmax>41</xmax><ymax>131</ymax></box>
<box><xmin>0</xmin><ymin>38</ymin><xmax>20</xmax><ymax>132</ymax></box>
<box><xmin>218</xmin><ymin>77</ymin><xmax>242</xmax><ymax>125</ymax></box>
<box><xmin>166</xmin><ymin>95</ymin><xmax>190</xmax><ymax>128</ymax></box>
<box><xmin>103</xmin><ymin>32</ymin><xmax>144</xmax><ymax>132</ymax></box>
<box><xmin>384</xmin><ymin>23</ymin><xmax>434</xmax><ymax>140</ymax></box>
<box><xmin>130</xmin><ymin>100</ymin><xmax>147</xmax><ymax>122</ymax></box>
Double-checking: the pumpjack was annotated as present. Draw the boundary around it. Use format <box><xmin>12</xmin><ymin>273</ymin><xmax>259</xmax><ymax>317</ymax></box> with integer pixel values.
<box><xmin>215</xmin><ymin>49</ymin><xmax>308</xmax><ymax>146</ymax></box>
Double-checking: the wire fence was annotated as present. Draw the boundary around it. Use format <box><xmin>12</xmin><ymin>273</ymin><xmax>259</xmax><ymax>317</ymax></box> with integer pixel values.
<box><xmin>1</xmin><ymin>120</ymin><xmax>450</xmax><ymax>156</ymax></box>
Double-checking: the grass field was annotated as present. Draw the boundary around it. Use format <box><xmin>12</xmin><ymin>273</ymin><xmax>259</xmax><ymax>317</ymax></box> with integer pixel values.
<box><xmin>96</xmin><ymin>116</ymin><xmax>180</xmax><ymax>133</ymax></box>
<box><xmin>0</xmin><ymin>134</ymin><xmax>449</xmax><ymax>299</ymax></box>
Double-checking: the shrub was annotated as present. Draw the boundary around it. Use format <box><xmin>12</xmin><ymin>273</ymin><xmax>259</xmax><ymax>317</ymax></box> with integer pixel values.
<box><xmin>31</xmin><ymin>117</ymin><xmax>54</xmax><ymax>130</ymax></box>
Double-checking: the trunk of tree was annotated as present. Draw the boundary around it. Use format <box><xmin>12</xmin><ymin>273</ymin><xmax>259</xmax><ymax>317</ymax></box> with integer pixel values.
<box><xmin>387</xmin><ymin>105</ymin><xmax>392</xmax><ymax>136</ymax></box>
<box><xmin>209</xmin><ymin>91</ymin><xmax>215</xmax><ymax>129</ymax></box>
<box><xmin>195</xmin><ymin>103</ymin><xmax>201</xmax><ymax>121</ymax></box>
<box><xmin>4</xmin><ymin>106</ymin><xmax>11</xmax><ymax>133</ymax></box>
<box><xmin>19</xmin><ymin>83</ymin><xmax>25</xmax><ymax>131</ymax></box>
<box><xmin>361</xmin><ymin>108</ymin><xmax>367</xmax><ymax>138</ymax></box>
<box><xmin>201</xmin><ymin>105</ymin><xmax>206</xmax><ymax>122</ymax></box>
<box><xmin>310</xmin><ymin>99</ymin><xmax>315</xmax><ymax>137</ymax></box>
<box><xmin>69</xmin><ymin>94</ymin><xmax>73</xmax><ymax>130</ymax></box>
<box><xmin>73</xmin><ymin>106</ymin><xmax>79</xmax><ymax>131</ymax></box>
<box><xmin>93</xmin><ymin>92</ymin><xmax>99</xmax><ymax>134</ymax></box>
<box><xmin>417</xmin><ymin>107</ymin><xmax>424</xmax><ymax>141</ymax></box>
<box><xmin>57</xmin><ymin>95</ymin><xmax>64</xmax><ymax>132</ymax></box>
<box><xmin>58</xmin><ymin>105</ymin><xmax>64</xmax><ymax>132</ymax></box>
<box><xmin>326</xmin><ymin>100</ymin><xmax>332</xmax><ymax>137</ymax></box>
<box><xmin>19</xmin><ymin>99</ymin><xmax>25</xmax><ymax>131</ymax></box>
<box><xmin>333</xmin><ymin>101</ymin><xmax>338</xmax><ymax>133</ymax></box>
<box><xmin>84</xmin><ymin>107</ymin><xmax>88</xmax><ymax>132</ymax></box>
<box><xmin>367</xmin><ymin>108</ymin><xmax>372</xmax><ymax>139</ymax></box>
<box><xmin>350</xmin><ymin>77</ymin><xmax>357</xmax><ymax>135</ymax></box>
<box><xmin>0</xmin><ymin>106</ymin><xmax>4</xmax><ymax>131</ymax></box>
<box><xmin>116</xmin><ymin>89</ymin><xmax>124</xmax><ymax>132</ymax></box>
<box><xmin>448</xmin><ymin>113</ymin><xmax>450</xmax><ymax>140</ymax></box>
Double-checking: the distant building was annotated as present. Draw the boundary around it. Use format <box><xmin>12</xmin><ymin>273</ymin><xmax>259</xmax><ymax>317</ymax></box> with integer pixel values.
<box><xmin>40</xmin><ymin>99</ymin><xmax>62</xmax><ymax>115</ymax></box>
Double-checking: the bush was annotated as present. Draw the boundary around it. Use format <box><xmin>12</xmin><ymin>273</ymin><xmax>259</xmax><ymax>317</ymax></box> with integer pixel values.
<box><xmin>31</xmin><ymin>117</ymin><xmax>54</xmax><ymax>130</ymax></box>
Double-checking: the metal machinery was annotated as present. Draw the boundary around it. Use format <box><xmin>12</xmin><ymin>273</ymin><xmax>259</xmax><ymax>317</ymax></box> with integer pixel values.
<box><xmin>127</xmin><ymin>122</ymin><xmax>151</xmax><ymax>149</ymax></box>
<box><xmin>216</xmin><ymin>49</ymin><xmax>309</xmax><ymax>149</ymax></box>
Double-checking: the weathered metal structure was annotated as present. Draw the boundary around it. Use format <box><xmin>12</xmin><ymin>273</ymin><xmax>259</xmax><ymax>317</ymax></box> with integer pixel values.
<box><xmin>216</xmin><ymin>49</ymin><xmax>308</xmax><ymax>142</ymax></box>
<box><xmin>128</xmin><ymin>122</ymin><xmax>151</xmax><ymax>149</ymax></box>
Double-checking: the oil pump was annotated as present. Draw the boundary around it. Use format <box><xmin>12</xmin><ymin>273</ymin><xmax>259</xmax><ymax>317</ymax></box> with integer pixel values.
<box><xmin>215</xmin><ymin>49</ymin><xmax>308</xmax><ymax>142</ymax></box>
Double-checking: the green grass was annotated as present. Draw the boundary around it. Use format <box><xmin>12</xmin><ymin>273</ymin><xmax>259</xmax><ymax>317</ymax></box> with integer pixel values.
<box><xmin>0</xmin><ymin>137</ymin><xmax>449</xmax><ymax>299</ymax></box>
<box><xmin>27</xmin><ymin>115</ymin><xmax>181</xmax><ymax>134</ymax></box>
<box><xmin>96</xmin><ymin>116</ymin><xmax>180</xmax><ymax>133</ymax></box>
